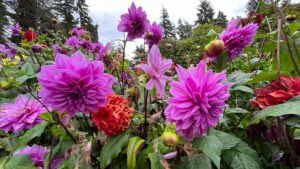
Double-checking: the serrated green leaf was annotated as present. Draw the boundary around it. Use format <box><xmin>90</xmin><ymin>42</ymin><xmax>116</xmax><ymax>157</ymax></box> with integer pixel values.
<box><xmin>288</xmin><ymin>22</ymin><xmax>300</xmax><ymax>37</ymax></box>
<box><xmin>5</xmin><ymin>154</ymin><xmax>37</xmax><ymax>169</ymax></box>
<box><xmin>294</xmin><ymin>129</ymin><xmax>300</xmax><ymax>140</ymax></box>
<box><xmin>226</xmin><ymin>107</ymin><xmax>249</xmax><ymax>114</ymax></box>
<box><xmin>222</xmin><ymin>141</ymin><xmax>261</xmax><ymax>169</ymax></box>
<box><xmin>127</xmin><ymin>136</ymin><xmax>145</xmax><ymax>169</ymax></box>
<box><xmin>100</xmin><ymin>130</ymin><xmax>130</xmax><ymax>169</ymax></box>
<box><xmin>192</xmin><ymin>134</ymin><xmax>222</xmax><ymax>169</ymax></box>
<box><xmin>232</xmin><ymin>86</ymin><xmax>254</xmax><ymax>94</ymax></box>
<box><xmin>211</xmin><ymin>130</ymin><xmax>240</xmax><ymax>150</ymax></box>
<box><xmin>247</xmin><ymin>71</ymin><xmax>289</xmax><ymax>84</ymax></box>
<box><xmin>21</xmin><ymin>63</ymin><xmax>38</xmax><ymax>75</ymax></box>
<box><xmin>251</xmin><ymin>96</ymin><xmax>300</xmax><ymax>123</ymax></box>
<box><xmin>40</xmin><ymin>112</ymin><xmax>54</xmax><ymax>123</ymax></box>
<box><xmin>188</xmin><ymin>155</ymin><xmax>211</xmax><ymax>169</ymax></box>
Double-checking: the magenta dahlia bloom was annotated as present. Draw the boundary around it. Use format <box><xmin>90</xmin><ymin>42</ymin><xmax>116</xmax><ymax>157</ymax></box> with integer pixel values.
<box><xmin>65</xmin><ymin>36</ymin><xmax>80</xmax><ymax>49</ymax></box>
<box><xmin>136</xmin><ymin>45</ymin><xmax>172</xmax><ymax>96</ymax></box>
<box><xmin>13</xmin><ymin>145</ymin><xmax>49</xmax><ymax>169</ymax></box>
<box><xmin>0</xmin><ymin>95</ymin><xmax>46</xmax><ymax>133</ymax></box>
<box><xmin>219</xmin><ymin>17</ymin><xmax>258</xmax><ymax>62</ymax></box>
<box><xmin>94</xmin><ymin>42</ymin><xmax>110</xmax><ymax>61</ymax></box>
<box><xmin>38</xmin><ymin>51</ymin><xmax>115</xmax><ymax>117</ymax></box>
<box><xmin>118</xmin><ymin>2</ymin><xmax>150</xmax><ymax>41</ymax></box>
<box><xmin>72</xmin><ymin>27</ymin><xmax>87</xmax><ymax>37</ymax></box>
<box><xmin>164</xmin><ymin>61</ymin><xmax>231</xmax><ymax>141</ymax></box>
<box><xmin>9</xmin><ymin>23</ymin><xmax>21</xmax><ymax>36</ymax></box>
<box><xmin>144</xmin><ymin>22</ymin><xmax>164</xmax><ymax>49</ymax></box>
<box><xmin>32</xmin><ymin>44</ymin><xmax>42</xmax><ymax>53</ymax></box>
<box><xmin>4</xmin><ymin>43</ymin><xmax>18</xmax><ymax>59</ymax></box>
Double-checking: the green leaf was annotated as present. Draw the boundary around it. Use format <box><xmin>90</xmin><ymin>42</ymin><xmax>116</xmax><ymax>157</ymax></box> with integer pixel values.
<box><xmin>273</xmin><ymin>42</ymin><xmax>300</xmax><ymax>75</ymax></box>
<box><xmin>288</xmin><ymin>22</ymin><xmax>300</xmax><ymax>37</ymax></box>
<box><xmin>192</xmin><ymin>133</ymin><xmax>222</xmax><ymax>169</ymax></box>
<box><xmin>226</xmin><ymin>107</ymin><xmax>250</xmax><ymax>114</ymax></box>
<box><xmin>188</xmin><ymin>155</ymin><xmax>211</xmax><ymax>169</ymax></box>
<box><xmin>232</xmin><ymin>86</ymin><xmax>254</xmax><ymax>94</ymax></box>
<box><xmin>222</xmin><ymin>141</ymin><xmax>261</xmax><ymax>169</ymax></box>
<box><xmin>263</xmin><ymin>41</ymin><xmax>277</xmax><ymax>53</ymax></box>
<box><xmin>281</xmin><ymin>116</ymin><xmax>300</xmax><ymax>128</ymax></box>
<box><xmin>21</xmin><ymin>63</ymin><xmax>39</xmax><ymax>75</ymax></box>
<box><xmin>40</xmin><ymin>112</ymin><xmax>54</xmax><ymax>123</ymax></box>
<box><xmin>216</xmin><ymin>51</ymin><xmax>228</xmax><ymax>73</ymax></box>
<box><xmin>16</xmin><ymin>74</ymin><xmax>39</xmax><ymax>84</ymax></box>
<box><xmin>211</xmin><ymin>130</ymin><xmax>240</xmax><ymax>150</ymax></box>
<box><xmin>127</xmin><ymin>136</ymin><xmax>145</xmax><ymax>169</ymax></box>
<box><xmin>251</xmin><ymin>96</ymin><xmax>300</xmax><ymax>123</ymax></box>
<box><xmin>100</xmin><ymin>130</ymin><xmax>130</xmax><ymax>169</ymax></box>
<box><xmin>226</xmin><ymin>71</ymin><xmax>253</xmax><ymax>87</ymax></box>
<box><xmin>294</xmin><ymin>129</ymin><xmax>300</xmax><ymax>140</ymax></box>
<box><xmin>247</xmin><ymin>71</ymin><xmax>289</xmax><ymax>84</ymax></box>
<box><xmin>147</xmin><ymin>153</ymin><xmax>164</xmax><ymax>169</ymax></box>
<box><xmin>5</xmin><ymin>154</ymin><xmax>37</xmax><ymax>169</ymax></box>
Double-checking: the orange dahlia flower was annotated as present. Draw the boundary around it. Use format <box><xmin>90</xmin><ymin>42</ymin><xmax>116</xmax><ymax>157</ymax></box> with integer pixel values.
<box><xmin>91</xmin><ymin>94</ymin><xmax>134</xmax><ymax>136</ymax></box>
<box><xmin>250</xmin><ymin>76</ymin><xmax>300</xmax><ymax>109</ymax></box>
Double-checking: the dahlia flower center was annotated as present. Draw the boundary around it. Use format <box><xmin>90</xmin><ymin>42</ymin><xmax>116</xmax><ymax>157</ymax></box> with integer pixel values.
<box><xmin>70</xmin><ymin>85</ymin><xmax>84</xmax><ymax>101</ymax></box>
<box><xmin>131</xmin><ymin>20</ymin><xmax>143</xmax><ymax>32</ymax></box>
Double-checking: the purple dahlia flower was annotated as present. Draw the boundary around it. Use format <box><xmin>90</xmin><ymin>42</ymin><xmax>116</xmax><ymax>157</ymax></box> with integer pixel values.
<box><xmin>219</xmin><ymin>17</ymin><xmax>258</xmax><ymax>62</ymax></box>
<box><xmin>118</xmin><ymin>2</ymin><xmax>150</xmax><ymax>41</ymax></box>
<box><xmin>38</xmin><ymin>51</ymin><xmax>115</xmax><ymax>117</ymax></box>
<box><xmin>53</xmin><ymin>44</ymin><xmax>69</xmax><ymax>55</ymax></box>
<box><xmin>13</xmin><ymin>145</ymin><xmax>49</xmax><ymax>169</ymax></box>
<box><xmin>4</xmin><ymin>43</ymin><xmax>18</xmax><ymax>59</ymax></box>
<box><xmin>32</xmin><ymin>44</ymin><xmax>42</xmax><ymax>53</ymax></box>
<box><xmin>65</xmin><ymin>36</ymin><xmax>80</xmax><ymax>49</ymax></box>
<box><xmin>72</xmin><ymin>27</ymin><xmax>87</xmax><ymax>37</ymax></box>
<box><xmin>9</xmin><ymin>23</ymin><xmax>21</xmax><ymax>36</ymax></box>
<box><xmin>0</xmin><ymin>95</ymin><xmax>46</xmax><ymax>133</ymax></box>
<box><xmin>136</xmin><ymin>45</ymin><xmax>172</xmax><ymax>96</ymax></box>
<box><xmin>94</xmin><ymin>42</ymin><xmax>110</xmax><ymax>61</ymax></box>
<box><xmin>164</xmin><ymin>61</ymin><xmax>231</xmax><ymax>141</ymax></box>
<box><xmin>144</xmin><ymin>22</ymin><xmax>164</xmax><ymax>49</ymax></box>
<box><xmin>80</xmin><ymin>39</ymin><xmax>94</xmax><ymax>54</ymax></box>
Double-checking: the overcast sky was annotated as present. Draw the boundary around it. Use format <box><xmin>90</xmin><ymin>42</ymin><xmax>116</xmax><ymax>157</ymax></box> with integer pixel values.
<box><xmin>86</xmin><ymin>0</ymin><xmax>300</xmax><ymax>58</ymax></box>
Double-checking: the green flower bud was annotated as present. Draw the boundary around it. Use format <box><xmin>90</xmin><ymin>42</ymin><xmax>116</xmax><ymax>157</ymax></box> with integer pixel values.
<box><xmin>0</xmin><ymin>81</ymin><xmax>12</xmax><ymax>90</ymax></box>
<box><xmin>205</xmin><ymin>40</ymin><xmax>225</xmax><ymax>59</ymax></box>
<box><xmin>161</xmin><ymin>131</ymin><xmax>178</xmax><ymax>147</ymax></box>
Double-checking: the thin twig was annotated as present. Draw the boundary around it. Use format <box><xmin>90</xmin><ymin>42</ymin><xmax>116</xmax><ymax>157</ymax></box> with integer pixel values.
<box><xmin>82</xmin><ymin>113</ymin><xmax>95</xmax><ymax>138</ymax></box>
<box><xmin>277</xmin><ymin>19</ymin><xmax>282</xmax><ymax>86</ymax></box>
<box><xmin>121</xmin><ymin>36</ymin><xmax>127</xmax><ymax>95</ymax></box>
<box><xmin>144</xmin><ymin>89</ymin><xmax>148</xmax><ymax>139</ymax></box>
<box><xmin>48</xmin><ymin>136</ymin><xmax>56</xmax><ymax>169</ymax></box>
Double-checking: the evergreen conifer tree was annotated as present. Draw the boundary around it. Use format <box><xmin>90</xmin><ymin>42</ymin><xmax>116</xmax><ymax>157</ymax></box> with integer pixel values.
<box><xmin>195</xmin><ymin>0</ymin><xmax>215</xmax><ymax>25</ymax></box>
<box><xmin>160</xmin><ymin>7</ymin><xmax>176</xmax><ymax>39</ymax></box>
<box><xmin>177</xmin><ymin>18</ymin><xmax>192</xmax><ymax>40</ymax></box>
<box><xmin>0</xmin><ymin>0</ymin><xmax>8</xmax><ymax>44</ymax></box>
<box><xmin>214</xmin><ymin>10</ymin><xmax>227</xmax><ymax>28</ymax></box>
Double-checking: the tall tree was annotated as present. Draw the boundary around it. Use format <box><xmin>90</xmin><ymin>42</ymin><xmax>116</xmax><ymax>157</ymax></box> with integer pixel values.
<box><xmin>177</xmin><ymin>18</ymin><xmax>192</xmax><ymax>40</ymax></box>
<box><xmin>246</xmin><ymin>0</ymin><xmax>270</xmax><ymax>15</ymax></box>
<box><xmin>53</xmin><ymin>0</ymin><xmax>77</xmax><ymax>33</ymax></box>
<box><xmin>36</xmin><ymin>0</ymin><xmax>55</xmax><ymax>34</ymax></box>
<box><xmin>214</xmin><ymin>11</ymin><xmax>227</xmax><ymax>28</ymax></box>
<box><xmin>195</xmin><ymin>0</ymin><xmax>215</xmax><ymax>25</ymax></box>
<box><xmin>14</xmin><ymin>0</ymin><xmax>38</xmax><ymax>30</ymax></box>
<box><xmin>0</xmin><ymin>0</ymin><xmax>8</xmax><ymax>44</ymax></box>
<box><xmin>160</xmin><ymin>7</ymin><xmax>176</xmax><ymax>40</ymax></box>
<box><xmin>76</xmin><ymin>0</ymin><xmax>98</xmax><ymax>42</ymax></box>
<box><xmin>130</xmin><ymin>45</ymin><xmax>146</xmax><ymax>67</ymax></box>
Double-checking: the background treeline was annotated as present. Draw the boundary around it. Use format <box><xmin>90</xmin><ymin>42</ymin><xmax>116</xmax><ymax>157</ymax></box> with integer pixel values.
<box><xmin>0</xmin><ymin>0</ymin><xmax>98</xmax><ymax>44</ymax></box>
<box><xmin>131</xmin><ymin>0</ymin><xmax>300</xmax><ymax>68</ymax></box>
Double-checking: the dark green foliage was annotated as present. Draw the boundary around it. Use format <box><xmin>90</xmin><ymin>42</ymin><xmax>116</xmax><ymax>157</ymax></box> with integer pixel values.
<box><xmin>195</xmin><ymin>0</ymin><xmax>215</xmax><ymax>25</ymax></box>
<box><xmin>214</xmin><ymin>10</ymin><xmax>227</xmax><ymax>28</ymax></box>
<box><xmin>14</xmin><ymin>0</ymin><xmax>38</xmax><ymax>30</ymax></box>
<box><xmin>160</xmin><ymin>7</ymin><xmax>176</xmax><ymax>40</ymax></box>
<box><xmin>76</xmin><ymin>0</ymin><xmax>98</xmax><ymax>42</ymax></box>
<box><xmin>177</xmin><ymin>18</ymin><xmax>193</xmax><ymax>40</ymax></box>
<box><xmin>53</xmin><ymin>0</ymin><xmax>77</xmax><ymax>33</ymax></box>
<box><xmin>0</xmin><ymin>0</ymin><xmax>8</xmax><ymax>44</ymax></box>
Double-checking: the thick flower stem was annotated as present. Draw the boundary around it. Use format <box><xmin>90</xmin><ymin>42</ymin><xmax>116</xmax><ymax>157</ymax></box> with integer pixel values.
<box><xmin>144</xmin><ymin>88</ymin><xmax>148</xmax><ymax>139</ymax></box>
<box><xmin>48</xmin><ymin>136</ymin><xmax>56</xmax><ymax>169</ymax></box>
<box><xmin>20</xmin><ymin>84</ymin><xmax>77</xmax><ymax>144</ymax></box>
<box><xmin>121</xmin><ymin>37</ymin><xmax>127</xmax><ymax>95</ymax></box>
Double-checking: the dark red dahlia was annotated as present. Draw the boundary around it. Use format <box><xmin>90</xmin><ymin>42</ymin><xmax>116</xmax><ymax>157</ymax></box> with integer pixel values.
<box><xmin>22</xmin><ymin>30</ymin><xmax>37</xmax><ymax>42</ymax></box>
<box><xmin>91</xmin><ymin>94</ymin><xmax>134</xmax><ymax>136</ymax></box>
<box><xmin>250</xmin><ymin>76</ymin><xmax>300</xmax><ymax>109</ymax></box>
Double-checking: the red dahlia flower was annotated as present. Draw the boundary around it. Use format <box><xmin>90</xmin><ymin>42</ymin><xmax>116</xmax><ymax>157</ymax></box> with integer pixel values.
<box><xmin>22</xmin><ymin>30</ymin><xmax>37</xmax><ymax>42</ymax></box>
<box><xmin>91</xmin><ymin>94</ymin><xmax>134</xmax><ymax>136</ymax></box>
<box><xmin>250</xmin><ymin>76</ymin><xmax>300</xmax><ymax>109</ymax></box>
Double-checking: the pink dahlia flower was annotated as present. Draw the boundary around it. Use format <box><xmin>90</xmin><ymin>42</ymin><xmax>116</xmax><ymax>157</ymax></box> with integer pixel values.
<box><xmin>0</xmin><ymin>95</ymin><xmax>46</xmax><ymax>133</ymax></box>
<box><xmin>164</xmin><ymin>61</ymin><xmax>231</xmax><ymax>141</ymax></box>
<box><xmin>94</xmin><ymin>42</ymin><xmax>110</xmax><ymax>61</ymax></box>
<box><xmin>65</xmin><ymin>36</ymin><xmax>80</xmax><ymax>49</ymax></box>
<box><xmin>13</xmin><ymin>145</ymin><xmax>49</xmax><ymax>169</ymax></box>
<box><xmin>136</xmin><ymin>45</ymin><xmax>172</xmax><ymax>96</ymax></box>
<box><xmin>219</xmin><ymin>17</ymin><xmax>258</xmax><ymax>62</ymax></box>
<box><xmin>9</xmin><ymin>23</ymin><xmax>21</xmax><ymax>36</ymax></box>
<box><xmin>118</xmin><ymin>2</ymin><xmax>150</xmax><ymax>41</ymax></box>
<box><xmin>144</xmin><ymin>22</ymin><xmax>164</xmax><ymax>49</ymax></box>
<box><xmin>38</xmin><ymin>51</ymin><xmax>115</xmax><ymax>117</ymax></box>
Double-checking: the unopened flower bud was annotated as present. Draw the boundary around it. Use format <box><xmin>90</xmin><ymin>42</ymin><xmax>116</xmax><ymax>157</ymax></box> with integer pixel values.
<box><xmin>51</xmin><ymin>18</ymin><xmax>57</xmax><ymax>24</ymax></box>
<box><xmin>161</xmin><ymin>131</ymin><xmax>178</xmax><ymax>147</ymax></box>
<box><xmin>128</xmin><ymin>86</ymin><xmax>139</xmax><ymax>97</ymax></box>
<box><xmin>286</xmin><ymin>15</ymin><xmax>296</xmax><ymax>22</ymax></box>
<box><xmin>0</xmin><ymin>81</ymin><xmax>12</xmax><ymax>90</ymax></box>
<box><xmin>205</xmin><ymin>40</ymin><xmax>225</xmax><ymax>59</ymax></box>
